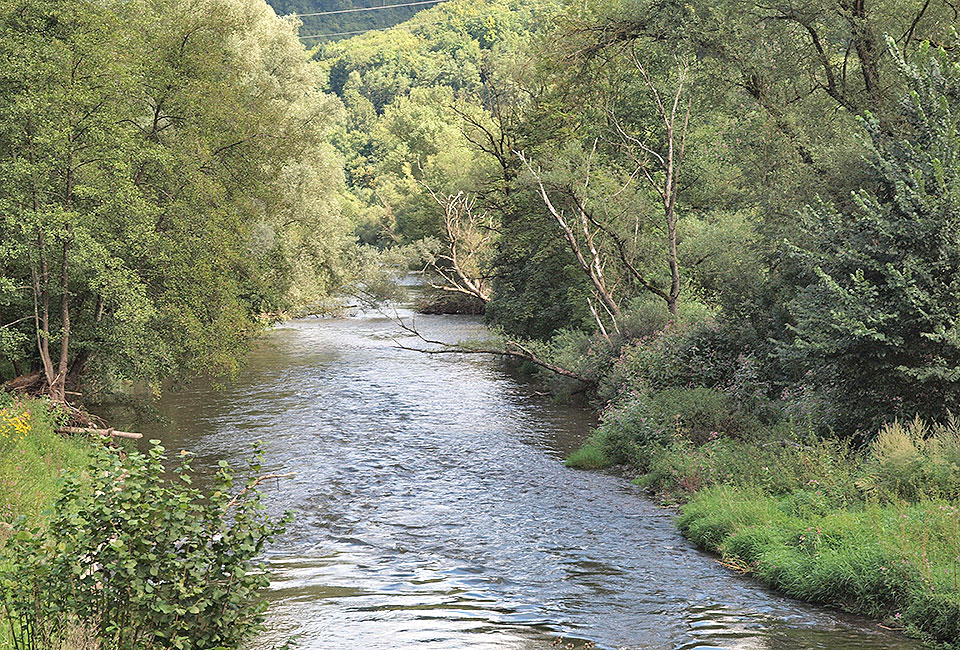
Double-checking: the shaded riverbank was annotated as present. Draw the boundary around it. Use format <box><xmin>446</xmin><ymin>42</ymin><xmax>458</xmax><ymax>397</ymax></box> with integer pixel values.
<box><xmin>121</xmin><ymin>308</ymin><xmax>920</xmax><ymax>649</ymax></box>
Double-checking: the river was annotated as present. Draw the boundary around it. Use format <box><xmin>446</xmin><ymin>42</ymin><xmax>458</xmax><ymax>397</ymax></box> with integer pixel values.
<box><xmin>129</xmin><ymin>307</ymin><xmax>919</xmax><ymax>650</ymax></box>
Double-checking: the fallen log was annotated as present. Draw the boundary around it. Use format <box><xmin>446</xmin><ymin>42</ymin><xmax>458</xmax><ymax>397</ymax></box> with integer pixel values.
<box><xmin>4</xmin><ymin>371</ymin><xmax>43</xmax><ymax>393</ymax></box>
<box><xmin>57</xmin><ymin>426</ymin><xmax>143</xmax><ymax>440</ymax></box>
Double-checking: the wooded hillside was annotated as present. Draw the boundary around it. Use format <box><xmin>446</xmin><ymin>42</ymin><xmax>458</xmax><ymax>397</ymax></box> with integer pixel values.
<box><xmin>267</xmin><ymin>0</ymin><xmax>441</xmax><ymax>41</ymax></box>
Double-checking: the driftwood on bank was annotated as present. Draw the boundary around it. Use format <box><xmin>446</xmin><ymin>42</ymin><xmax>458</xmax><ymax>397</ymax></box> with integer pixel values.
<box><xmin>57</xmin><ymin>426</ymin><xmax>143</xmax><ymax>440</ymax></box>
<box><xmin>4</xmin><ymin>371</ymin><xmax>44</xmax><ymax>393</ymax></box>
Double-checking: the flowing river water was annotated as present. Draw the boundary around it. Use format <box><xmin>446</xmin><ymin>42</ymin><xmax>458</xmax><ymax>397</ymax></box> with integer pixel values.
<box><xmin>129</xmin><ymin>306</ymin><xmax>921</xmax><ymax>650</ymax></box>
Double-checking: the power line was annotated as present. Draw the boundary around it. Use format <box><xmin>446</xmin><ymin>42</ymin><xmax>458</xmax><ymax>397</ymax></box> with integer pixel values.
<box><xmin>299</xmin><ymin>28</ymin><xmax>373</xmax><ymax>38</ymax></box>
<box><xmin>297</xmin><ymin>2</ymin><xmax>505</xmax><ymax>42</ymax></box>
<box><xmin>290</xmin><ymin>0</ymin><xmax>446</xmax><ymax>19</ymax></box>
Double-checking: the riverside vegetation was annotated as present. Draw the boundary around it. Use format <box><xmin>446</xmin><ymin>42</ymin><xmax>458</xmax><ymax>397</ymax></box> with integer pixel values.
<box><xmin>314</xmin><ymin>0</ymin><xmax>960</xmax><ymax>647</ymax></box>
<box><xmin>0</xmin><ymin>395</ymin><xmax>292</xmax><ymax>650</ymax></box>
<box><xmin>0</xmin><ymin>1</ymin><xmax>337</xmax><ymax>648</ymax></box>
<box><xmin>3</xmin><ymin>0</ymin><xmax>960</xmax><ymax>647</ymax></box>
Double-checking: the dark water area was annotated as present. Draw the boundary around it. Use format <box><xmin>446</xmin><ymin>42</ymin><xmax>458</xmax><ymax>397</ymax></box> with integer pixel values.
<box><xmin>127</xmin><ymin>308</ymin><xmax>920</xmax><ymax>650</ymax></box>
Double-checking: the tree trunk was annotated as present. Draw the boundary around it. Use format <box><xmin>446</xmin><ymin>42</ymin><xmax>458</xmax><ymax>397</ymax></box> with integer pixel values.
<box><xmin>47</xmin><ymin>235</ymin><xmax>70</xmax><ymax>403</ymax></box>
<box><xmin>841</xmin><ymin>0</ymin><xmax>882</xmax><ymax>113</ymax></box>
<box><xmin>667</xmin><ymin>207</ymin><xmax>680</xmax><ymax>316</ymax></box>
<box><xmin>34</xmin><ymin>222</ymin><xmax>57</xmax><ymax>392</ymax></box>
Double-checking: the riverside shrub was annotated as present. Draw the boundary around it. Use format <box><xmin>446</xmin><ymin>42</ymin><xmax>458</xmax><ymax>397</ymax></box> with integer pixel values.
<box><xmin>857</xmin><ymin>417</ymin><xmax>960</xmax><ymax>502</ymax></box>
<box><xmin>580</xmin><ymin>387</ymin><xmax>756</xmax><ymax>468</ymax></box>
<box><xmin>0</xmin><ymin>440</ymin><xmax>291</xmax><ymax>650</ymax></box>
<box><xmin>640</xmin><ymin>432</ymin><xmax>862</xmax><ymax>503</ymax></box>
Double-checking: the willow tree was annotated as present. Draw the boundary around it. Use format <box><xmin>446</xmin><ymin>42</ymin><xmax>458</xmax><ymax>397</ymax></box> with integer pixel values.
<box><xmin>0</xmin><ymin>0</ymin><xmax>349</xmax><ymax>398</ymax></box>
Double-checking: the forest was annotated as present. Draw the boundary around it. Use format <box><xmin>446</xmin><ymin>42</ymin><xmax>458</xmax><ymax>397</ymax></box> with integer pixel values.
<box><xmin>2</xmin><ymin>0</ymin><xmax>960</xmax><ymax>647</ymax></box>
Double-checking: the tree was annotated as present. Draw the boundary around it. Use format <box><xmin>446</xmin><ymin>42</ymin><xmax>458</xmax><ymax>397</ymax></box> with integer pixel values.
<box><xmin>0</xmin><ymin>0</ymin><xmax>351</xmax><ymax>398</ymax></box>
<box><xmin>420</xmin><ymin>186</ymin><xmax>496</xmax><ymax>305</ymax></box>
<box><xmin>520</xmin><ymin>53</ymin><xmax>694</xmax><ymax>326</ymax></box>
<box><xmin>788</xmin><ymin>41</ymin><xmax>960</xmax><ymax>430</ymax></box>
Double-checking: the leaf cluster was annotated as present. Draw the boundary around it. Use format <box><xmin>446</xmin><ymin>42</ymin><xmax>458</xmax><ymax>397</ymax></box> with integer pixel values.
<box><xmin>0</xmin><ymin>441</ymin><xmax>291</xmax><ymax>650</ymax></box>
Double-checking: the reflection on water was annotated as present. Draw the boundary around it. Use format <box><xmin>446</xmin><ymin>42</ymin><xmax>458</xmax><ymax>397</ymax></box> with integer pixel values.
<box><xmin>128</xmin><ymin>309</ymin><xmax>919</xmax><ymax>650</ymax></box>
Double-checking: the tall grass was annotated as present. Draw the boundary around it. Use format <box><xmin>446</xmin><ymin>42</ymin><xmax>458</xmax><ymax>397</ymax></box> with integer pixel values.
<box><xmin>0</xmin><ymin>395</ymin><xmax>94</xmax><ymax>650</ymax></box>
<box><xmin>568</xmin><ymin>374</ymin><xmax>960</xmax><ymax>648</ymax></box>
<box><xmin>0</xmin><ymin>394</ymin><xmax>91</xmax><ymax>530</ymax></box>
<box><xmin>679</xmin><ymin>489</ymin><xmax>960</xmax><ymax>646</ymax></box>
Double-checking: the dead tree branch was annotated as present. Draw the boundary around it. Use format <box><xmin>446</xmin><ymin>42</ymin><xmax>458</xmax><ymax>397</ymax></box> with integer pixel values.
<box><xmin>392</xmin><ymin>316</ymin><xmax>595</xmax><ymax>384</ymax></box>
<box><xmin>419</xmin><ymin>183</ymin><xmax>495</xmax><ymax>304</ymax></box>
<box><xmin>517</xmin><ymin>150</ymin><xmax>624</xmax><ymax>329</ymax></box>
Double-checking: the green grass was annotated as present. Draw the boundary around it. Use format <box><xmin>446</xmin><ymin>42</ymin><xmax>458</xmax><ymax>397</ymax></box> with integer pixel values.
<box><xmin>0</xmin><ymin>396</ymin><xmax>96</xmax><ymax>650</ymax></box>
<box><xmin>0</xmin><ymin>396</ymin><xmax>92</xmax><ymax>531</ymax></box>
<box><xmin>0</xmin><ymin>392</ymin><xmax>92</xmax><ymax>650</ymax></box>
<box><xmin>565</xmin><ymin>436</ymin><xmax>611</xmax><ymax>469</ymax></box>
<box><xmin>567</xmin><ymin>388</ymin><xmax>960</xmax><ymax>648</ymax></box>
<box><xmin>679</xmin><ymin>488</ymin><xmax>960</xmax><ymax>647</ymax></box>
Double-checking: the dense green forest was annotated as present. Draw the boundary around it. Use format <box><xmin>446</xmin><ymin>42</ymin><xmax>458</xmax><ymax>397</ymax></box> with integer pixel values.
<box><xmin>320</xmin><ymin>0</ymin><xmax>960</xmax><ymax>434</ymax></box>
<box><xmin>0</xmin><ymin>0</ymin><xmax>381</xmax><ymax>401</ymax></box>
<box><xmin>3</xmin><ymin>0</ymin><xmax>960</xmax><ymax>647</ymax></box>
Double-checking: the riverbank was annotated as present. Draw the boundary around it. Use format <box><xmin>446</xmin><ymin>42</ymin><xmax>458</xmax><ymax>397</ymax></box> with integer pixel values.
<box><xmin>568</xmin><ymin>400</ymin><xmax>960</xmax><ymax>648</ymax></box>
<box><xmin>0</xmin><ymin>393</ymin><xmax>290</xmax><ymax>650</ymax></box>
<box><xmin>0</xmin><ymin>396</ymin><xmax>92</xmax><ymax>647</ymax></box>
<box><xmin>0</xmin><ymin>395</ymin><xmax>91</xmax><ymax>531</ymax></box>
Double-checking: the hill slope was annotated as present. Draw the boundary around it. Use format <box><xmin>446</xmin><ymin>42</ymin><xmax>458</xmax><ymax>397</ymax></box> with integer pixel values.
<box><xmin>267</xmin><ymin>0</ymin><xmax>441</xmax><ymax>41</ymax></box>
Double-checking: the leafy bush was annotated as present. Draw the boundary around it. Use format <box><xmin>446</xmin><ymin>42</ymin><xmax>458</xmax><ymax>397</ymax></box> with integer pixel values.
<box><xmin>544</xmin><ymin>328</ymin><xmax>617</xmax><ymax>388</ymax></box>
<box><xmin>639</xmin><ymin>428</ymin><xmax>863</xmax><ymax>503</ymax></box>
<box><xmin>588</xmin><ymin>387</ymin><xmax>757</xmax><ymax>468</ymax></box>
<box><xmin>857</xmin><ymin>416</ymin><xmax>960</xmax><ymax>502</ymax></box>
<box><xmin>607</xmin><ymin>311</ymin><xmax>764</xmax><ymax>405</ymax></box>
<box><xmin>619</xmin><ymin>296</ymin><xmax>714</xmax><ymax>340</ymax></box>
<box><xmin>0</xmin><ymin>440</ymin><xmax>291</xmax><ymax>650</ymax></box>
<box><xmin>513</xmin><ymin>327</ymin><xmax>618</xmax><ymax>398</ymax></box>
<box><xmin>787</xmin><ymin>42</ymin><xmax>960</xmax><ymax>432</ymax></box>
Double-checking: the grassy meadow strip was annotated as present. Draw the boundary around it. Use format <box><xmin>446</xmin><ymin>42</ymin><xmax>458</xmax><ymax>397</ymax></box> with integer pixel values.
<box><xmin>0</xmin><ymin>395</ymin><xmax>90</xmax><ymax>530</ymax></box>
<box><xmin>679</xmin><ymin>488</ymin><xmax>960</xmax><ymax>645</ymax></box>
<box><xmin>569</xmin><ymin>403</ymin><xmax>960</xmax><ymax>648</ymax></box>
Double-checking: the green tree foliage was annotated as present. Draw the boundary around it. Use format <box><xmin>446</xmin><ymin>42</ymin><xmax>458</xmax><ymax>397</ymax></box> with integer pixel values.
<box><xmin>320</xmin><ymin>0</ymin><xmax>542</xmax><ymax>245</ymax></box>
<box><xmin>0</xmin><ymin>440</ymin><xmax>291</xmax><ymax>650</ymax></box>
<box><xmin>788</xmin><ymin>42</ymin><xmax>960</xmax><ymax>429</ymax></box>
<box><xmin>328</xmin><ymin>0</ymin><xmax>960</xmax><ymax>433</ymax></box>
<box><xmin>0</xmin><ymin>0</ymin><xmax>352</xmax><ymax>397</ymax></box>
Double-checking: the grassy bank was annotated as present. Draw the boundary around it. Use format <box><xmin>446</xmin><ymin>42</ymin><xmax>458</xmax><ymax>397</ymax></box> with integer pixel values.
<box><xmin>569</xmin><ymin>399</ymin><xmax>960</xmax><ymax>647</ymax></box>
<box><xmin>680</xmin><ymin>488</ymin><xmax>960</xmax><ymax>645</ymax></box>
<box><xmin>0</xmin><ymin>395</ymin><xmax>93</xmax><ymax>648</ymax></box>
<box><xmin>0</xmin><ymin>395</ymin><xmax>91</xmax><ymax>530</ymax></box>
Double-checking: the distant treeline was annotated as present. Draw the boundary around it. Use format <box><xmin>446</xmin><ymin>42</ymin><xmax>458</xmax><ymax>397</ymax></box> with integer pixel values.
<box><xmin>267</xmin><ymin>0</ymin><xmax>436</xmax><ymax>41</ymax></box>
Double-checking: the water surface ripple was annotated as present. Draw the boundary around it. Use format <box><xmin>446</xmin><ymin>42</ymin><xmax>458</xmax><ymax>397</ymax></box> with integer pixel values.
<box><xmin>140</xmin><ymin>310</ymin><xmax>918</xmax><ymax>650</ymax></box>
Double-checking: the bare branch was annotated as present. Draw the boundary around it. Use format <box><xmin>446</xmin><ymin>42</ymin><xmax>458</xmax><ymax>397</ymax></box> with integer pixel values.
<box><xmin>392</xmin><ymin>316</ymin><xmax>595</xmax><ymax>384</ymax></box>
<box><xmin>225</xmin><ymin>473</ymin><xmax>296</xmax><ymax>510</ymax></box>
<box><xmin>1</xmin><ymin>316</ymin><xmax>33</xmax><ymax>330</ymax></box>
<box><xmin>419</xmin><ymin>182</ymin><xmax>495</xmax><ymax>305</ymax></box>
<box><xmin>517</xmin><ymin>151</ymin><xmax>623</xmax><ymax>322</ymax></box>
